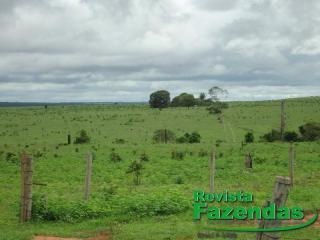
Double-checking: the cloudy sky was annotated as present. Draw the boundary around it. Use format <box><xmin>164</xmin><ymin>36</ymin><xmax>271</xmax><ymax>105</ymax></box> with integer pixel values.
<box><xmin>0</xmin><ymin>0</ymin><xmax>320</xmax><ymax>102</ymax></box>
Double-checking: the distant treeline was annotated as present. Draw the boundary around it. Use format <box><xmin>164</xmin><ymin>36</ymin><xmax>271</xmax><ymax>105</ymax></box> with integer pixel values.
<box><xmin>0</xmin><ymin>102</ymin><xmax>146</xmax><ymax>107</ymax></box>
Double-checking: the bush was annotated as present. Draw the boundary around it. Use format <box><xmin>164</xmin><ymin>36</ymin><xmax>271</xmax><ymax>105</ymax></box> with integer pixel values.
<box><xmin>244</xmin><ymin>132</ymin><xmax>254</xmax><ymax>143</ymax></box>
<box><xmin>113</xmin><ymin>138</ymin><xmax>125</xmax><ymax>144</ymax></box>
<box><xmin>284</xmin><ymin>131</ymin><xmax>299</xmax><ymax>142</ymax></box>
<box><xmin>299</xmin><ymin>122</ymin><xmax>320</xmax><ymax>141</ymax></box>
<box><xmin>207</xmin><ymin>101</ymin><xmax>228</xmax><ymax>114</ymax></box>
<box><xmin>254</xmin><ymin>156</ymin><xmax>267</xmax><ymax>164</ymax></box>
<box><xmin>171</xmin><ymin>150</ymin><xmax>185</xmax><ymax>160</ymax></box>
<box><xmin>32</xmin><ymin>191</ymin><xmax>189</xmax><ymax>222</ymax></box>
<box><xmin>176</xmin><ymin>132</ymin><xmax>201</xmax><ymax>144</ymax></box>
<box><xmin>126</xmin><ymin>160</ymin><xmax>143</xmax><ymax>185</ymax></box>
<box><xmin>5</xmin><ymin>152</ymin><xmax>18</xmax><ymax>163</ymax></box>
<box><xmin>117</xmin><ymin>190</ymin><xmax>189</xmax><ymax>217</ymax></box>
<box><xmin>140</xmin><ymin>153</ymin><xmax>149</xmax><ymax>162</ymax></box>
<box><xmin>261</xmin><ymin>129</ymin><xmax>281</xmax><ymax>142</ymax></box>
<box><xmin>152</xmin><ymin>129</ymin><xmax>175</xmax><ymax>143</ymax></box>
<box><xmin>198</xmin><ymin>149</ymin><xmax>208</xmax><ymax>157</ymax></box>
<box><xmin>31</xmin><ymin>194</ymin><xmax>110</xmax><ymax>222</ymax></box>
<box><xmin>74</xmin><ymin>130</ymin><xmax>90</xmax><ymax>144</ymax></box>
<box><xmin>175</xmin><ymin>176</ymin><xmax>184</xmax><ymax>184</ymax></box>
<box><xmin>110</xmin><ymin>152</ymin><xmax>122</xmax><ymax>162</ymax></box>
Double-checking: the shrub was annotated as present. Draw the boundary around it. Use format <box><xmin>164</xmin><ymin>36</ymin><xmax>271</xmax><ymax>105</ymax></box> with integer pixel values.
<box><xmin>215</xmin><ymin>139</ymin><xmax>223</xmax><ymax>147</ymax></box>
<box><xmin>5</xmin><ymin>152</ymin><xmax>18</xmax><ymax>163</ymax></box>
<box><xmin>188</xmin><ymin>132</ymin><xmax>201</xmax><ymax>143</ymax></box>
<box><xmin>152</xmin><ymin>129</ymin><xmax>175</xmax><ymax>143</ymax></box>
<box><xmin>176</xmin><ymin>136</ymin><xmax>187</xmax><ymax>143</ymax></box>
<box><xmin>140</xmin><ymin>153</ymin><xmax>149</xmax><ymax>162</ymax></box>
<box><xmin>244</xmin><ymin>132</ymin><xmax>254</xmax><ymax>143</ymax></box>
<box><xmin>32</xmin><ymin>191</ymin><xmax>189</xmax><ymax>222</ymax></box>
<box><xmin>261</xmin><ymin>129</ymin><xmax>281</xmax><ymax>142</ymax></box>
<box><xmin>117</xmin><ymin>190</ymin><xmax>189</xmax><ymax>217</ymax></box>
<box><xmin>254</xmin><ymin>156</ymin><xmax>267</xmax><ymax>164</ymax></box>
<box><xmin>299</xmin><ymin>122</ymin><xmax>320</xmax><ymax>141</ymax></box>
<box><xmin>176</xmin><ymin>132</ymin><xmax>201</xmax><ymax>144</ymax></box>
<box><xmin>113</xmin><ymin>138</ymin><xmax>125</xmax><ymax>144</ymax></box>
<box><xmin>126</xmin><ymin>160</ymin><xmax>143</xmax><ymax>185</ymax></box>
<box><xmin>171</xmin><ymin>150</ymin><xmax>185</xmax><ymax>160</ymax></box>
<box><xmin>198</xmin><ymin>149</ymin><xmax>208</xmax><ymax>157</ymax></box>
<box><xmin>175</xmin><ymin>176</ymin><xmax>184</xmax><ymax>184</ymax></box>
<box><xmin>31</xmin><ymin>194</ymin><xmax>110</xmax><ymax>222</ymax></box>
<box><xmin>284</xmin><ymin>131</ymin><xmax>299</xmax><ymax>142</ymax></box>
<box><xmin>74</xmin><ymin>130</ymin><xmax>90</xmax><ymax>144</ymax></box>
<box><xmin>110</xmin><ymin>152</ymin><xmax>122</xmax><ymax>162</ymax></box>
<box><xmin>207</xmin><ymin>101</ymin><xmax>228</xmax><ymax>114</ymax></box>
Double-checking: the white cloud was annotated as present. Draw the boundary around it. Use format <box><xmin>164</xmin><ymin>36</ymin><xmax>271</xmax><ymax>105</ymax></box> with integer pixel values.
<box><xmin>0</xmin><ymin>0</ymin><xmax>319</xmax><ymax>101</ymax></box>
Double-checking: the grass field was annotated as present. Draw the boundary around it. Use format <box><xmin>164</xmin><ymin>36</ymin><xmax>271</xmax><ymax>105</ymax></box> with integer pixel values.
<box><xmin>0</xmin><ymin>97</ymin><xmax>319</xmax><ymax>240</ymax></box>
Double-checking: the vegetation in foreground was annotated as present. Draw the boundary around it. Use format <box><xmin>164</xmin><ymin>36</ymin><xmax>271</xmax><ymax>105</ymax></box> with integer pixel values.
<box><xmin>0</xmin><ymin>97</ymin><xmax>320</xmax><ymax>239</ymax></box>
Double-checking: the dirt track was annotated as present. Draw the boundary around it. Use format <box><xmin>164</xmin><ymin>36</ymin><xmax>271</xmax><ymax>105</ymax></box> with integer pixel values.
<box><xmin>33</xmin><ymin>232</ymin><xmax>110</xmax><ymax>240</ymax></box>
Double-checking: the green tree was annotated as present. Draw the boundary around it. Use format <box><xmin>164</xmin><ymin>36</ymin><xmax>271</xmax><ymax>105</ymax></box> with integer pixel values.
<box><xmin>126</xmin><ymin>160</ymin><xmax>143</xmax><ymax>185</ymax></box>
<box><xmin>208</xmin><ymin>86</ymin><xmax>228</xmax><ymax>102</ymax></box>
<box><xmin>244</xmin><ymin>132</ymin><xmax>254</xmax><ymax>143</ymax></box>
<box><xmin>299</xmin><ymin>122</ymin><xmax>320</xmax><ymax>141</ymax></box>
<box><xmin>199</xmin><ymin>92</ymin><xmax>206</xmax><ymax>101</ymax></box>
<box><xmin>206</xmin><ymin>101</ymin><xmax>228</xmax><ymax>114</ymax></box>
<box><xmin>207</xmin><ymin>86</ymin><xmax>228</xmax><ymax>115</ymax></box>
<box><xmin>74</xmin><ymin>129</ymin><xmax>90</xmax><ymax>144</ymax></box>
<box><xmin>171</xmin><ymin>93</ymin><xmax>195</xmax><ymax>108</ymax></box>
<box><xmin>284</xmin><ymin>131</ymin><xmax>299</xmax><ymax>142</ymax></box>
<box><xmin>149</xmin><ymin>90</ymin><xmax>170</xmax><ymax>109</ymax></box>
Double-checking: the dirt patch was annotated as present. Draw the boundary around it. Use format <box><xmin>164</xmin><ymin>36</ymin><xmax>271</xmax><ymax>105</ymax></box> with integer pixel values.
<box><xmin>33</xmin><ymin>232</ymin><xmax>111</xmax><ymax>240</ymax></box>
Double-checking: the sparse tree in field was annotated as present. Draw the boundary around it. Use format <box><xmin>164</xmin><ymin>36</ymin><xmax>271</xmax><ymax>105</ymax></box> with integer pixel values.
<box><xmin>207</xmin><ymin>101</ymin><xmax>228</xmax><ymax>114</ymax></box>
<box><xmin>149</xmin><ymin>90</ymin><xmax>170</xmax><ymax>109</ymax></box>
<box><xmin>244</xmin><ymin>132</ymin><xmax>254</xmax><ymax>143</ymax></box>
<box><xmin>199</xmin><ymin>92</ymin><xmax>206</xmax><ymax>101</ymax></box>
<box><xmin>207</xmin><ymin>86</ymin><xmax>228</xmax><ymax>115</ymax></box>
<box><xmin>74</xmin><ymin>129</ymin><xmax>90</xmax><ymax>144</ymax></box>
<box><xmin>126</xmin><ymin>160</ymin><xmax>143</xmax><ymax>185</ymax></box>
<box><xmin>208</xmin><ymin>86</ymin><xmax>228</xmax><ymax>102</ymax></box>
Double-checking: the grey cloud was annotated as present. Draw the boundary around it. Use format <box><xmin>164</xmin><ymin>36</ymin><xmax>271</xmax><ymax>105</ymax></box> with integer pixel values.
<box><xmin>0</xmin><ymin>0</ymin><xmax>319</xmax><ymax>102</ymax></box>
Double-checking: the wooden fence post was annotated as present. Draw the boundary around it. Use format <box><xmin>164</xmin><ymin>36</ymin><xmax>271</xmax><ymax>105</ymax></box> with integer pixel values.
<box><xmin>84</xmin><ymin>153</ymin><xmax>93</xmax><ymax>200</ymax></box>
<box><xmin>280</xmin><ymin>100</ymin><xmax>285</xmax><ymax>141</ymax></box>
<box><xmin>256</xmin><ymin>176</ymin><xmax>291</xmax><ymax>240</ymax></box>
<box><xmin>289</xmin><ymin>144</ymin><xmax>295</xmax><ymax>186</ymax></box>
<box><xmin>67</xmin><ymin>134</ymin><xmax>71</xmax><ymax>145</ymax></box>
<box><xmin>209</xmin><ymin>146</ymin><xmax>216</xmax><ymax>192</ymax></box>
<box><xmin>245</xmin><ymin>152</ymin><xmax>253</xmax><ymax>169</ymax></box>
<box><xmin>164</xmin><ymin>129</ymin><xmax>167</xmax><ymax>144</ymax></box>
<box><xmin>20</xmin><ymin>153</ymin><xmax>33</xmax><ymax>222</ymax></box>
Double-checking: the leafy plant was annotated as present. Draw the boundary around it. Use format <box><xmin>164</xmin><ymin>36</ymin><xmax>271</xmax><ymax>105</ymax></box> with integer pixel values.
<box><xmin>110</xmin><ymin>152</ymin><xmax>122</xmax><ymax>162</ymax></box>
<box><xmin>74</xmin><ymin>129</ymin><xmax>90</xmax><ymax>144</ymax></box>
<box><xmin>171</xmin><ymin>150</ymin><xmax>185</xmax><ymax>160</ymax></box>
<box><xmin>126</xmin><ymin>160</ymin><xmax>143</xmax><ymax>185</ymax></box>
<box><xmin>140</xmin><ymin>153</ymin><xmax>149</xmax><ymax>162</ymax></box>
<box><xmin>152</xmin><ymin>129</ymin><xmax>175</xmax><ymax>143</ymax></box>
<box><xmin>299</xmin><ymin>122</ymin><xmax>320</xmax><ymax>141</ymax></box>
<box><xmin>176</xmin><ymin>132</ymin><xmax>201</xmax><ymax>143</ymax></box>
<box><xmin>244</xmin><ymin>132</ymin><xmax>254</xmax><ymax>143</ymax></box>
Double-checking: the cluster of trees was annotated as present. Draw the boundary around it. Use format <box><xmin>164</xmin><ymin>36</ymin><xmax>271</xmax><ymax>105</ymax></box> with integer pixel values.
<box><xmin>149</xmin><ymin>87</ymin><xmax>228</xmax><ymax>114</ymax></box>
<box><xmin>261</xmin><ymin>122</ymin><xmax>320</xmax><ymax>142</ymax></box>
<box><xmin>152</xmin><ymin>129</ymin><xmax>201</xmax><ymax>144</ymax></box>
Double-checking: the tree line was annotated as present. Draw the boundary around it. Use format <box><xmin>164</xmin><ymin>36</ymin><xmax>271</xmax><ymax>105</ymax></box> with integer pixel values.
<box><xmin>149</xmin><ymin>87</ymin><xmax>228</xmax><ymax>114</ymax></box>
